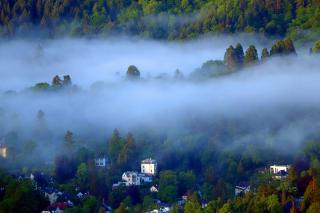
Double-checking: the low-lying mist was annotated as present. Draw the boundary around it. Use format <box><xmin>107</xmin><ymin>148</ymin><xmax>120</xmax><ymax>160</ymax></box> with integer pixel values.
<box><xmin>1</xmin><ymin>36</ymin><xmax>320</xmax><ymax>160</ymax></box>
<box><xmin>0</xmin><ymin>35</ymin><xmax>272</xmax><ymax>91</ymax></box>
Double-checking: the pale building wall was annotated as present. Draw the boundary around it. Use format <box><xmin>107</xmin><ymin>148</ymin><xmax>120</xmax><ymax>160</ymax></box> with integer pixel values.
<box><xmin>0</xmin><ymin>148</ymin><xmax>7</xmax><ymax>158</ymax></box>
<box><xmin>270</xmin><ymin>165</ymin><xmax>290</xmax><ymax>174</ymax></box>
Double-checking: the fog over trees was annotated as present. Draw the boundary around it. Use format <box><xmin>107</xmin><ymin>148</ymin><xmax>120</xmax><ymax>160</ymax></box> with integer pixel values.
<box><xmin>1</xmin><ymin>1</ymin><xmax>320</xmax><ymax>212</ymax></box>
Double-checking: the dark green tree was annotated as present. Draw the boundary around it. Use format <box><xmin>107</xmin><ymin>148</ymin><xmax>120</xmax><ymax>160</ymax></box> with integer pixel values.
<box><xmin>311</xmin><ymin>41</ymin><xmax>320</xmax><ymax>54</ymax></box>
<box><xmin>126</xmin><ymin>65</ymin><xmax>140</xmax><ymax>79</ymax></box>
<box><xmin>52</xmin><ymin>75</ymin><xmax>62</xmax><ymax>88</ymax></box>
<box><xmin>108</xmin><ymin>129</ymin><xmax>124</xmax><ymax>164</ymax></box>
<box><xmin>261</xmin><ymin>48</ymin><xmax>270</xmax><ymax>62</ymax></box>
<box><xmin>235</xmin><ymin>43</ymin><xmax>245</xmax><ymax>66</ymax></box>
<box><xmin>62</xmin><ymin>75</ymin><xmax>72</xmax><ymax>87</ymax></box>
<box><xmin>64</xmin><ymin>130</ymin><xmax>74</xmax><ymax>150</ymax></box>
<box><xmin>158</xmin><ymin>170</ymin><xmax>178</xmax><ymax>203</ymax></box>
<box><xmin>224</xmin><ymin>46</ymin><xmax>238</xmax><ymax>70</ymax></box>
<box><xmin>270</xmin><ymin>38</ymin><xmax>296</xmax><ymax>56</ymax></box>
<box><xmin>0</xmin><ymin>179</ymin><xmax>49</xmax><ymax>213</ymax></box>
<box><xmin>244</xmin><ymin>45</ymin><xmax>259</xmax><ymax>65</ymax></box>
<box><xmin>184</xmin><ymin>192</ymin><xmax>202</xmax><ymax>213</ymax></box>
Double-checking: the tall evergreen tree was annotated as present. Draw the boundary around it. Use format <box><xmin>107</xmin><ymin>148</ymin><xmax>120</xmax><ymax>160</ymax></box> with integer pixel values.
<box><xmin>224</xmin><ymin>46</ymin><xmax>238</xmax><ymax>70</ymax></box>
<box><xmin>52</xmin><ymin>75</ymin><xmax>62</xmax><ymax>88</ymax></box>
<box><xmin>64</xmin><ymin>130</ymin><xmax>74</xmax><ymax>150</ymax></box>
<box><xmin>62</xmin><ymin>75</ymin><xmax>72</xmax><ymax>87</ymax></box>
<box><xmin>244</xmin><ymin>45</ymin><xmax>259</xmax><ymax>65</ymax></box>
<box><xmin>235</xmin><ymin>43</ymin><xmax>245</xmax><ymax>66</ymax></box>
<box><xmin>261</xmin><ymin>48</ymin><xmax>270</xmax><ymax>62</ymax></box>
<box><xmin>126</xmin><ymin>65</ymin><xmax>140</xmax><ymax>79</ymax></box>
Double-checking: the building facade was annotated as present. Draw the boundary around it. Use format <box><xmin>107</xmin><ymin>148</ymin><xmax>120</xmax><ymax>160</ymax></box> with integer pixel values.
<box><xmin>270</xmin><ymin>165</ymin><xmax>290</xmax><ymax>174</ymax></box>
<box><xmin>141</xmin><ymin>158</ymin><xmax>157</xmax><ymax>176</ymax></box>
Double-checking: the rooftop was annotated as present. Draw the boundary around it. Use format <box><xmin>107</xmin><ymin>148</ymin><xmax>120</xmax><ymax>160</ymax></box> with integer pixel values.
<box><xmin>141</xmin><ymin>158</ymin><xmax>156</xmax><ymax>164</ymax></box>
<box><xmin>123</xmin><ymin>171</ymin><xmax>138</xmax><ymax>176</ymax></box>
<box><xmin>270</xmin><ymin>164</ymin><xmax>290</xmax><ymax>167</ymax></box>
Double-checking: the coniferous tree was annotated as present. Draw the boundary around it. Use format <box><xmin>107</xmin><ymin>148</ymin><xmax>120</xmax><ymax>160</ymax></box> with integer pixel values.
<box><xmin>108</xmin><ymin>129</ymin><xmax>123</xmax><ymax>164</ymax></box>
<box><xmin>126</xmin><ymin>65</ymin><xmax>140</xmax><ymax>79</ymax></box>
<box><xmin>64</xmin><ymin>130</ymin><xmax>74</xmax><ymax>150</ymax></box>
<box><xmin>33</xmin><ymin>109</ymin><xmax>48</xmax><ymax>139</ymax></box>
<box><xmin>261</xmin><ymin>48</ymin><xmax>270</xmax><ymax>62</ymax></box>
<box><xmin>235</xmin><ymin>43</ymin><xmax>244</xmax><ymax>66</ymax></box>
<box><xmin>270</xmin><ymin>38</ymin><xmax>296</xmax><ymax>56</ymax></box>
<box><xmin>224</xmin><ymin>46</ymin><xmax>238</xmax><ymax>70</ymax></box>
<box><xmin>174</xmin><ymin>69</ymin><xmax>184</xmax><ymax>80</ymax></box>
<box><xmin>244</xmin><ymin>45</ymin><xmax>259</xmax><ymax>65</ymax></box>
<box><xmin>62</xmin><ymin>75</ymin><xmax>72</xmax><ymax>87</ymax></box>
<box><xmin>117</xmin><ymin>132</ymin><xmax>136</xmax><ymax>168</ymax></box>
<box><xmin>184</xmin><ymin>192</ymin><xmax>202</xmax><ymax>213</ymax></box>
<box><xmin>311</xmin><ymin>41</ymin><xmax>320</xmax><ymax>54</ymax></box>
<box><xmin>52</xmin><ymin>75</ymin><xmax>62</xmax><ymax>88</ymax></box>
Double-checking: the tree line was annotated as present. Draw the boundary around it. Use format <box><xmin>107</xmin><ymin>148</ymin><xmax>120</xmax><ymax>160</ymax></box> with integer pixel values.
<box><xmin>0</xmin><ymin>0</ymin><xmax>319</xmax><ymax>40</ymax></box>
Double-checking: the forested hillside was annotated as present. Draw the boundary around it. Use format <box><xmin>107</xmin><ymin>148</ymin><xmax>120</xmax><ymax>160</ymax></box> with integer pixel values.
<box><xmin>0</xmin><ymin>0</ymin><xmax>319</xmax><ymax>40</ymax></box>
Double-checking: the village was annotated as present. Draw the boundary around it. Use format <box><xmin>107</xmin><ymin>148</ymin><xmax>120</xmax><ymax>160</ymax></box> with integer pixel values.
<box><xmin>0</xmin><ymin>140</ymin><xmax>303</xmax><ymax>213</ymax></box>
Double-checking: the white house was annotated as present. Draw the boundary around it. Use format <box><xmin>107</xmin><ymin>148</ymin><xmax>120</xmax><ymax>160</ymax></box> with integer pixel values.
<box><xmin>141</xmin><ymin>158</ymin><xmax>157</xmax><ymax>176</ymax></box>
<box><xmin>122</xmin><ymin>171</ymin><xmax>141</xmax><ymax>186</ymax></box>
<box><xmin>235</xmin><ymin>182</ymin><xmax>251</xmax><ymax>196</ymax></box>
<box><xmin>150</xmin><ymin>185</ymin><xmax>158</xmax><ymax>193</ymax></box>
<box><xmin>270</xmin><ymin>165</ymin><xmax>290</xmax><ymax>180</ymax></box>
<box><xmin>147</xmin><ymin>207</ymin><xmax>170</xmax><ymax>213</ymax></box>
<box><xmin>0</xmin><ymin>144</ymin><xmax>7</xmax><ymax>158</ymax></box>
<box><xmin>76</xmin><ymin>192</ymin><xmax>84</xmax><ymax>199</ymax></box>
<box><xmin>95</xmin><ymin>156</ymin><xmax>108</xmax><ymax>167</ymax></box>
<box><xmin>270</xmin><ymin>165</ymin><xmax>290</xmax><ymax>174</ymax></box>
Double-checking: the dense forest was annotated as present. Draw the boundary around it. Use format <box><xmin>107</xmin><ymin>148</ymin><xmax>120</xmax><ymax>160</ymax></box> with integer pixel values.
<box><xmin>0</xmin><ymin>0</ymin><xmax>320</xmax><ymax>40</ymax></box>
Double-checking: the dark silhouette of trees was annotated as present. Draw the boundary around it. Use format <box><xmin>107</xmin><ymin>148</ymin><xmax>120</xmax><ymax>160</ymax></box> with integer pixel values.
<box><xmin>64</xmin><ymin>130</ymin><xmax>74</xmax><ymax>151</ymax></box>
<box><xmin>224</xmin><ymin>46</ymin><xmax>238</xmax><ymax>70</ymax></box>
<box><xmin>126</xmin><ymin>65</ymin><xmax>140</xmax><ymax>79</ymax></box>
<box><xmin>270</xmin><ymin>38</ymin><xmax>296</xmax><ymax>56</ymax></box>
<box><xmin>62</xmin><ymin>75</ymin><xmax>72</xmax><ymax>87</ymax></box>
<box><xmin>234</xmin><ymin>43</ymin><xmax>245</xmax><ymax>66</ymax></box>
<box><xmin>244</xmin><ymin>45</ymin><xmax>259</xmax><ymax>66</ymax></box>
<box><xmin>311</xmin><ymin>41</ymin><xmax>320</xmax><ymax>54</ymax></box>
<box><xmin>0</xmin><ymin>0</ymin><xmax>319</xmax><ymax>40</ymax></box>
<box><xmin>52</xmin><ymin>75</ymin><xmax>62</xmax><ymax>88</ymax></box>
<box><xmin>261</xmin><ymin>48</ymin><xmax>270</xmax><ymax>62</ymax></box>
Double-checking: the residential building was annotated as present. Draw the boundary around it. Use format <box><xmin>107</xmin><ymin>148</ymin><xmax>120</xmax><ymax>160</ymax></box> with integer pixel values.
<box><xmin>235</xmin><ymin>182</ymin><xmax>251</xmax><ymax>196</ymax></box>
<box><xmin>270</xmin><ymin>165</ymin><xmax>290</xmax><ymax>174</ymax></box>
<box><xmin>95</xmin><ymin>156</ymin><xmax>108</xmax><ymax>167</ymax></box>
<box><xmin>122</xmin><ymin>171</ymin><xmax>141</xmax><ymax>186</ymax></box>
<box><xmin>0</xmin><ymin>144</ymin><xmax>7</xmax><ymax>158</ymax></box>
<box><xmin>270</xmin><ymin>165</ymin><xmax>291</xmax><ymax>180</ymax></box>
<box><xmin>150</xmin><ymin>185</ymin><xmax>158</xmax><ymax>193</ymax></box>
<box><xmin>141</xmin><ymin>158</ymin><xmax>157</xmax><ymax>176</ymax></box>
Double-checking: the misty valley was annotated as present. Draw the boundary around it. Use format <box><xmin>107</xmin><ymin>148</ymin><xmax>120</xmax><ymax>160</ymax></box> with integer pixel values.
<box><xmin>0</xmin><ymin>37</ymin><xmax>320</xmax><ymax>213</ymax></box>
<box><xmin>1</xmin><ymin>0</ymin><xmax>320</xmax><ymax>212</ymax></box>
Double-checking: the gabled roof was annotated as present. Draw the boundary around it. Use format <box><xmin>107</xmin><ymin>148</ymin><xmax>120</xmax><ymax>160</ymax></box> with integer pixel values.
<box><xmin>123</xmin><ymin>171</ymin><xmax>138</xmax><ymax>177</ymax></box>
<box><xmin>141</xmin><ymin>158</ymin><xmax>156</xmax><ymax>164</ymax></box>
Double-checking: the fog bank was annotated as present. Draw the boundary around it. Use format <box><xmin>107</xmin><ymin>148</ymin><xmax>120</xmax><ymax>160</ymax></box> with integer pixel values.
<box><xmin>0</xmin><ymin>37</ymin><xmax>320</xmax><ymax>154</ymax></box>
